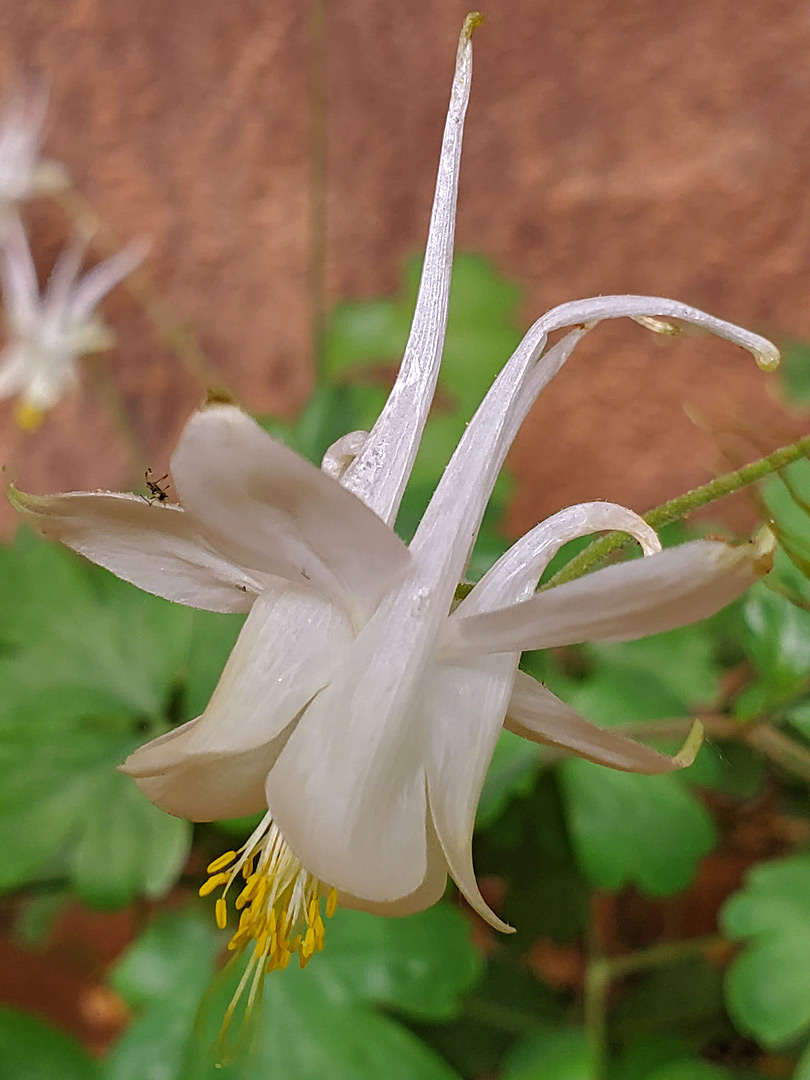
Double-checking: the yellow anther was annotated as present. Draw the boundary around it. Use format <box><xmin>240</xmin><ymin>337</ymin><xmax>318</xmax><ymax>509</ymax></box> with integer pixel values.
<box><xmin>215</xmin><ymin>898</ymin><xmax>228</xmax><ymax>930</ymax></box>
<box><xmin>268</xmin><ymin>908</ymin><xmax>277</xmax><ymax>935</ymax></box>
<box><xmin>254</xmin><ymin>878</ymin><xmax>269</xmax><ymax>910</ymax></box>
<box><xmin>254</xmin><ymin>930</ymin><xmax>269</xmax><ymax>957</ymax></box>
<box><xmin>304</xmin><ymin>928</ymin><xmax>316</xmax><ymax>956</ymax></box>
<box><xmin>241</xmin><ymin>857</ymin><xmax>254</xmax><ymax>880</ymax></box>
<box><xmin>289</xmin><ymin>933</ymin><xmax>302</xmax><ymax>953</ymax></box>
<box><xmin>326</xmin><ymin>888</ymin><xmax>338</xmax><ymax>917</ymax></box>
<box><xmin>199</xmin><ymin>873</ymin><xmax>228</xmax><ymax>897</ymax></box>
<box><xmin>235</xmin><ymin>877</ymin><xmax>258</xmax><ymax>909</ymax></box>
<box><xmin>278</xmin><ymin>950</ymin><xmax>291</xmax><ymax>971</ymax></box>
<box><xmin>266</xmin><ymin>956</ymin><xmax>278</xmax><ymax>974</ymax></box>
<box><xmin>299</xmin><ymin>951</ymin><xmax>311</xmax><ymax>970</ymax></box>
<box><xmin>206</xmin><ymin>850</ymin><xmax>237</xmax><ymax>874</ymax></box>
<box><xmin>307</xmin><ymin>896</ymin><xmax>319</xmax><ymax>925</ymax></box>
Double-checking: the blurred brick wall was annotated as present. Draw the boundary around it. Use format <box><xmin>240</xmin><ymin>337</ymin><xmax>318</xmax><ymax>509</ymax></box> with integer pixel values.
<box><xmin>0</xmin><ymin>0</ymin><xmax>808</xmax><ymax>533</ymax></box>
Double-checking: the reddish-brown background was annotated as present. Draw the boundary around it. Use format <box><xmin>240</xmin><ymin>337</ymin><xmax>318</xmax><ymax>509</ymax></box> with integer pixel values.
<box><xmin>0</xmin><ymin>0</ymin><xmax>808</xmax><ymax>532</ymax></box>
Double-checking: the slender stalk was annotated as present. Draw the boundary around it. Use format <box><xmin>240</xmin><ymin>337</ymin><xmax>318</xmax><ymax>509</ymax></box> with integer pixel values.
<box><xmin>545</xmin><ymin>432</ymin><xmax>810</xmax><ymax>589</ymax></box>
<box><xmin>307</xmin><ymin>0</ymin><xmax>328</xmax><ymax>380</ymax></box>
<box><xmin>53</xmin><ymin>186</ymin><xmax>232</xmax><ymax>397</ymax></box>
<box><xmin>584</xmin><ymin>957</ymin><xmax>610</xmax><ymax>1080</ymax></box>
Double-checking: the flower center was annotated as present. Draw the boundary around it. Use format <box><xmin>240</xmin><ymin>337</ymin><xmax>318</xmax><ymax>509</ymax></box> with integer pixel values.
<box><xmin>199</xmin><ymin>811</ymin><xmax>338</xmax><ymax>1041</ymax></box>
<box><xmin>200</xmin><ymin>810</ymin><xmax>338</xmax><ymax>973</ymax></box>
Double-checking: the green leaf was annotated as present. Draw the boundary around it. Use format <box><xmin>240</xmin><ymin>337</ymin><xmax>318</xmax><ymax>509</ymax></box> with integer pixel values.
<box><xmin>312</xmin><ymin>905</ymin><xmax>481</xmax><ymax>1020</ymax></box>
<box><xmin>104</xmin><ymin>904</ymin><xmax>481</xmax><ymax>1080</ymax></box>
<box><xmin>548</xmin><ymin>653</ymin><xmax>717</xmax><ymax>894</ymax></box>
<box><xmin>721</xmin><ymin>853</ymin><xmax>810</xmax><ymax>1047</ymax></box>
<box><xmin>0</xmin><ymin>690</ymin><xmax>191</xmax><ymax>906</ymax></box>
<box><xmin>0</xmin><ymin>530</ymin><xmax>194</xmax><ymax>904</ymax></box>
<box><xmin>476</xmin><ymin>730</ymin><xmax>543</xmax><ymax>829</ymax></box>
<box><xmin>0</xmin><ymin>1008</ymin><xmax>98</xmax><ymax>1080</ymax></box>
<box><xmin>609</xmin><ymin>1037</ymin><xmax>692</xmax><ymax>1080</ymax></box>
<box><xmin>560</xmin><ymin>760</ymin><xmax>716</xmax><ymax>894</ymax></box>
<box><xmin>737</xmin><ymin>581</ymin><xmax>810</xmax><ymax>717</ymax></box>
<box><xmin>182</xmin><ymin>608</ymin><xmax>244</xmax><ymax>720</ymax></box>
<box><xmin>501</xmin><ymin>1028</ymin><xmax>592</xmax><ymax>1080</ymax></box>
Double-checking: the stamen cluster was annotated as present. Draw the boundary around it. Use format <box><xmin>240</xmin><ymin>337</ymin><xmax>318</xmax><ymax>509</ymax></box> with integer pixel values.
<box><xmin>200</xmin><ymin>812</ymin><xmax>338</xmax><ymax>975</ymax></box>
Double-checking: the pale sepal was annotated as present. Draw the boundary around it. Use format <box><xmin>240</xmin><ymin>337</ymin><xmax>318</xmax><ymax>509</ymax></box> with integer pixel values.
<box><xmin>170</xmin><ymin>404</ymin><xmax>411</xmax><ymax>622</ymax></box>
<box><xmin>506</xmin><ymin>670</ymin><xmax>703</xmax><ymax>773</ymax></box>
<box><xmin>447</xmin><ymin>535</ymin><xmax>774</xmax><ymax>655</ymax></box>
<box><xmin>9</xmin><ymin>487</ymin><xmax>265</xmax><ymax>612</ymax></box>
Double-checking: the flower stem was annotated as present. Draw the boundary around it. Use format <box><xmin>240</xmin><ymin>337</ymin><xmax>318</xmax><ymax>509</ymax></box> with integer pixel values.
<box><xmin>545</xmin><ymin>432</ymin><xmax>810</xmax><ymax>589</ymax></box>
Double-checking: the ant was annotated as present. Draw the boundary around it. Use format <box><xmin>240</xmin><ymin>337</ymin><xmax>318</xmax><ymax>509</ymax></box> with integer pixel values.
<box><xmin>143</xmin><ymin>468</ymin><xmax>170</xmax><ymax>504</ymax></box>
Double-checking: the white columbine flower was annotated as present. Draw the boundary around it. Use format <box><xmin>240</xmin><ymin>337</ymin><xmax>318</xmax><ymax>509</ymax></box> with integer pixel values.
<box><xmin>0</xmin><ymin>214</ymin><xmax>145</xmax><ymax>429</ymax></box>
<box><xmin>11</xmin><ymin>13</ymin><xmax>778</xmax><ymax>1028</ymax></box>
<box><xmin>0</xmin><ymin>82</ymin><xmax>69</xmax><ymax>225</ymax></box>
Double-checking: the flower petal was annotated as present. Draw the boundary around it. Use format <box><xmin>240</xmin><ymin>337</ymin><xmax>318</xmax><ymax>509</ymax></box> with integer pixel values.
<box><xmin>0</xmin><ymin>212</ymin><xmax>38</xmax><ymax>331</ymax></box>
<box><xmin>456</xmin><ymin>501</ymin><xmax>660</xmax><ymax>618</ymax></box>
<box><xmin>67</xmin><ymin>238</ymin><xmax>147</xmax><ymax>323</ymax></box>
<box><xmin>506</xmin><ymin>670</ymin><xmax>699</xmax><ymax>773</ymax></box>
<box><xmin>341</xmin><ymin>17</ymin><xmax>478</xmax><ymax>524</ymax></box>
<box><xmin>423</xmin><ymin>659</ymin><xmax>516</xmax><ymax>933</ymax></box>
<box><xmin>426</xmin><ymin>503</ymin><xmax>659</xmax><ymax>931</ymax></box>
<box><xmin>263</xmin><ymin>586</ymin><xmax>433</xmax><ymax>902</ymax></box>
<box><xmin>338</xmin><ymin>820</ymin><xmax>448</xmax><ymax>917</ymax></box>
<box><xmin>121</xmin><ymin>583</ymin><xmax>353</xmax><ymax>819</ymax></box>
<box><xmin>170</xmin><ymin>404</ymin><xmax>410</xmax><ymax>620</ymax></box>
<box><xmin>447</xmin><ymin>535</ymin><xmax>774</xmax><ymax>655</ymax></box>
<box><xmin>10</xmin><ymin>488</ymin><xmax>264</xmax><ymax>612</ymax></box>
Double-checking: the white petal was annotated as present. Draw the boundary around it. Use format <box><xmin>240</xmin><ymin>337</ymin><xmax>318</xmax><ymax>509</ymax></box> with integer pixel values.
<box><xmin>341</xmin><ymin>19</ymin><xmax>477</xmax><ymax>524</ymax></box>
<box><xmin>43</xmin><ymin>236</ymin><xmax>87</xmax><ymax>330</ymax></box>
<box><xmin>121</xmin><ymin>584</ymin><xmax>353</xmax><ymax>820</ymax></box>
<box><xmin>0</xmin><ymin>212</ymin><xmax>38</xmax><ymax>331</ymax></box>
<box><xmin>264</xmin><ymin>583</ymin><xmax>435</xmax><ymax>901</ymax></box>
<box><xmin>506</xmin><ymin>670</ymin><xmax>699</xmax><ymax>773</ymax></box>
<box><xmin>447</xmin><ymin>537</ymin><xmax>773</xmax><ymax>655</ymax></box>
<box><xmin>171</xmin><ymin>404</ymin><xmax>410</xmax><ymax>620</ymax></box>
<box><xmin>10</xmin><ymin>488</ymin><xmax>264</xmax><ymax>612</ymax></box>
<box><xmin>423</xmin><ymin>659</ymin><xmax>516</xmax><ymax>933</ymax></box>
<box><xmin>67</xmin><ymin>239</ymin><xmax>147</xmax><ymax>322</ymax></box>
<box><xmin>338</xmin><ymin>821</ymin><xmax>448</xmax><ymax>917</ymax></box>
<box><xmin>129</xmin><ymin>742</ymin><xmax>278</xmax><ymax>821</ymax></box>
<box><xmin>414</xmin><ymin>295</ymin><xmax>776</xmax><ymax>598</ymax></box>
<box><xmin>456</xmin><ymin>501</ymin><xmax>660</xmax><ymax>617</ymax></box>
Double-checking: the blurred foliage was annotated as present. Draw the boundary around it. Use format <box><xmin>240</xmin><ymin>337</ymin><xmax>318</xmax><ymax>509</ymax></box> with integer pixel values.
<box><xmin>4</xmin><ymin>253</ymin><xmax>810</xmax><ymax>1080</ymax></box>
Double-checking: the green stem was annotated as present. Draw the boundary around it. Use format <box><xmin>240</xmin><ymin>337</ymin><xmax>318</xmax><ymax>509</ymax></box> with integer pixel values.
<box><xmin>307</xmin><ymin>0</ymin><xmax>328</xmax><ymax>380</ymax></box>
<box><xmin>545</xmin><ymin>432</ymin><xmax>810</xmax><ymax>589</ymax></box>
<box><xmin>584</xmin><ymin>957</ymin><xmax>610</xmax><ymax>1080</ymax></box>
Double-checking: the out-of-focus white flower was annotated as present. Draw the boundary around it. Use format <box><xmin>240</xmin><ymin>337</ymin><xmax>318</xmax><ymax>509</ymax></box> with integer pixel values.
<box><xmin>0</xmin><ymin>83</ymin><xmax>68</xmax><ymax>225</ymax></box>
<box><xmin>11</xmin><ymin>11</ymin><xmax>778</xmax><ymax>1029</ymax></box>
<box><xmin>0</xmin><ymin>215</ymin><xmax>145</xmax><ymax>428</ymax></box>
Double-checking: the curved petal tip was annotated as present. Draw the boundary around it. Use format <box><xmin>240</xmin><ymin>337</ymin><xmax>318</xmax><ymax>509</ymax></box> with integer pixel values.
<box><xmin>462</xmin><ymin>11</ymin><xmax>484</xmax><ymax>38</ymax></box>
<box><xmin>673</xmin><ymin>719</ymin><xmax>704</xmax><ymax>769</ymax></box>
